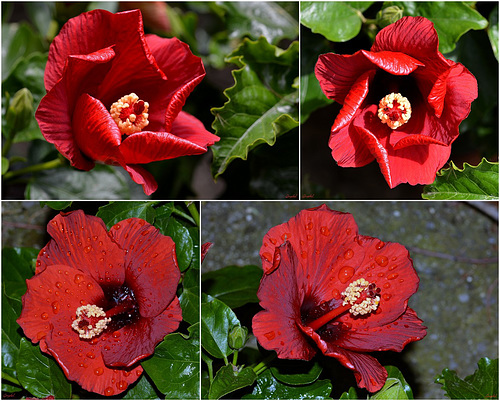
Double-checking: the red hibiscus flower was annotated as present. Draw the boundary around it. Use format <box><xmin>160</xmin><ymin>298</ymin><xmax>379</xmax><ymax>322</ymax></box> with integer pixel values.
<box><xmin>17</xmin><ymin>210</ymin><xmax>182</xmax><ymax>395</ymax></box>
<box><xmin>253</xmin><ymin>204</ymin><xmax>426</xmax><ymax>392</ymax></box>
<box><xmin>315</xmin><ymin>16</ymin><xmax>477</xmax><ymax>188</ymax></box>
<box><xmin>35</xmin><ymin>9</ymin><xmax>219</xmax><ymax>195</ymax></box>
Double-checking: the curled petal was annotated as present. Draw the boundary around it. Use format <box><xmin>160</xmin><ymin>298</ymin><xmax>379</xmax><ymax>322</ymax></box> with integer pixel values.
<box><xmin>109</xmin><ymin>218</ymin><xmax>180</xmax><ymax>318</ymax></box>
<box><xmin>361</xmin><ymin>50</ymin><xmax>424</xmax><ymax>75</ymax></box>
<box><xmin>102</xmin><ymin>297</ymin><xmax>182</xmax><ymax>367</ymax></box>
<box><xmin>122</xmin><ymin>164</ymin><xmax>158</xmax><ymax>196</ymax></box>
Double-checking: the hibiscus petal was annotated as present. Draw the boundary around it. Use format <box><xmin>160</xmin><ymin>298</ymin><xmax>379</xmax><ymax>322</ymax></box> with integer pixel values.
<box><xmin>171</xmin><ymin>111</ymin><xmax>220</xmax><ymax>148</ymax></box>
<box><xmin>37</xmin><ymin>210</ymin><xmax>126</xmax><ymax>286</ymax></box>
<box><xmin>72</xmin><ymin>93</ymin><xmax>123</xmax><ymax>164</ymax></box>
<box><xmin>122</xmin><ymin>164</ymin><xmax>158</xmax><ymax>196</ymax></box>
<box><xmin>36</xmin><ymin>48</ymin><xmax>116</xmax><ymax>171</ymax></box>
<box><xmin>109</xmin><ymin>218</ymin><xmax>180</xmax><ymax>318</ymax></box>
<box><xmin>315</xmin><ymin>51</ymin><xmax>375</xmax><ymax>104</ymax></box>
<box><xmin>120</xmin><ymin>130</ymin><xmax>211</xmax><ymax>165</ymax></box>
<box><xmin>17</xmin><ymin>264</ymin><xmax>105</xmax><ymax>348</ymax></box>
<box><xmin>361</xmin><ymin>50</ymin><xmax>424</xmax><ymax>75</ymax></box>
<box><xmin>253</xmin><ymin>242</ymin><xmax>317</xmax><ymax>360</ymax></box>
<box><xmin>145</xmin><ymin>35</ymin><xmax>206</xmax><ymax>131</ymax></box>
<box><xmin>102</xmin><ymin>297</ymin><xmax>182</xmax><ymax>367</ymax></box>
<box><xmin>45</xmin><ymin>310</ymin><xmax>143</xmax><ymax>396</ymax></box>
<box><xmin>337</xmin><ymin>308</ymin><xmax>427</xmax><ymax>352</ymax></box>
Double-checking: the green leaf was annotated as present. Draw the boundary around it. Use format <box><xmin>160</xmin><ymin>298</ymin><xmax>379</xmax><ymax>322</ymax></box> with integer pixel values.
<box><xmin>155</xmin><ymin>205</ymin><xmax>194</xmax><ymax>272</ymax></box>
<box><xmin>201</xmin><ymin>265</ymin><xmax>262</xmax><ymax>308</ymax></box>
<box><xmin>300</xmin><ymin>72</ymin><xmax>334</xmax><ymax>123</ymax></box>
<box><xmin>210</xmin><ymin>37</ymin><xmax>299</xmax><ymax>179</ymax></box>
<box><xmin>422</xmin><ymin>159</ymin><xmax>499</xmax><ymax>200</ymax></box>
<box><xmin>243</xmin><ymin>369</ymin><xmax>332</xmax><ymax>399</ymax></box>
<box><xmin>300</xmin><ymin>2</ymin><xmax>373</xmax><ymax>42</ymax></box>
<box><xmin>1</xmin><ymin>23</ymin><xmax>46</xmax><ymax>80</ymax></box>
<box><xmin>2</xmin><ymin>290</ymin><xmax>23</xmax><ymax>381</ymax></box>
<box><xmin>26</xmin><ymin>164</ymin><xmax>145</xmax><ymax>200</ymax></box>
<box><xmin>39</xmin><ymin>201</ymin><xmax>73</xmax><ymax>210</ymax></box>
<box><xmin>488</xmin><ymin>5</ymin><xmax>498</xmax><ymax>61</ymax></box>
<box><xmin>216</xmin><ymin>2</ymin><xmax>298</xmax><ymax>44</ymax></box>
<box><xmin>96</xmin><ymin>201</ymin><xmax>156</xmax><ymax>229</ymax></box>
<box><xmin>24</xmin><ymin>3</ymin><xmax>54</xmax><ymax>38</ymax></box>
<box><xmin>270</xmin><ymin>360</ymin><xmax>323</xmax><ymax>385</ymax></box>
<box><xmin>435</xmin><ymin>357</ymin><xmax>498</xmax><ymax>399</ymax></box>
<box><xmin>2</xmin><ymin>247</ymin><xmax>38</xmax><ymax>301</ymax></box>
<box><xmin>340</xmin><ymin>387</ymin><xmax>359</xmax><ymax>399</ymax></box>
<box><xmin>371</xmin><ymin>366</ymin><xmax>413</xmax><ymax>399</ymax></box>
<box><xmin>2</xmin><ymin>156</ymin><xmax>9</xmax><ymax>175</ymax></box>
<box><xmin>142</xmin><ymin>323</ymin><xmax>200</xmax><ymax>399</ymax></box>
<box><xmin>180</xmin><ymin>266</ymin><xmax>200</xmax><ymax>325</ymax></box>
<box><xmin>201</xmin><ymin>294</ymin><xmax>240</xmax><ymax>359</ymax></box>
<box><xmin>209</xmin><ymin>364</ymin><xmax>257</xmax><ymax>400</ymax></box>
<box><xmin>387</xmin><ymin>1</ymin><xmax>489</xmax><ymax>53</ymax></box>
<box><xmin>122</xmin><ymin>372</ymin><xmax>161</xmax><ymax>399</ymax></box>
<box><xmin>16</xmin><ymin>338</ymin><xmax>71</xmax><ymax>399</ymax></box>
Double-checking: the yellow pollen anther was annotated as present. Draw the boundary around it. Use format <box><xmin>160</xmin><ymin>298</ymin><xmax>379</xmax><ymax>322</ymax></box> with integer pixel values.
<box><xmin>341</xmin><ymin>278</ymin><xmax>380</xmax><ymax>316</ymax></box>
<box><xmin>110</xmin><ymin>93</ymin><xmax>149</xmax><ymax>135</ymax></box>
<box><xmin>71</xmin><ymin>304</ymin><xmax>111</xmax><ymax>339</ymax></box>
<box><xmin>377</xmin><ymin>92</ymin><xmax>412</xmax><ymax>129</ymax></box>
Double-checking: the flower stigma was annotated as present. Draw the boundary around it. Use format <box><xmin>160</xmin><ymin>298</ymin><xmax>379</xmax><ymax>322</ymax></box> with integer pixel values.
<box><xmin>307</xmin><ymin>278</ymin><xmax>381</xmax><ymax>331</ymax></box>
<box><xmin>71</xmin><ymin>304</ymin><xmax>111</xmax><ymax>339</ymax></box>
<box><xmin>377</xmin><ymin>92</ymin><xmax>412</xmax><ymax>129</ymax></box>
<box><xmin>110</xmin><ymin>93</ymin><xmax>149</xmax><ymax>135</ymax></box>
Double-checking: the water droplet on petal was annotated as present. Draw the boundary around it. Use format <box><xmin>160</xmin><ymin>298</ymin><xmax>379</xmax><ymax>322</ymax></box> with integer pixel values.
<box><xmin>383</xmin><ymin>282</ymin><xmax>391</xmax><ymax>289</ymax></box>
<box><xmin>382</xmin><ymin>294</ymin><xmax>392</xmax><ymax>301</ymax></box>
<box><xmin>387</xmin><ymin>273</ymin><xmax>399</xmax><ymax>280</ymax></box>
<box><xmin>338</xmin><ymin>266</ymin><xmax>355</xmax><ymax>284</ymax></box>
<box><xmin>74</xmin><ymin>274</ymin><xmax>83</xmax><ymax>284</ymax></box>
<box><xmin>320</xmin><ymin>226</ymin><xmax>330</xmax><ymax>236</ymax></box>
<box><xmin>104</xmin><ymin>387</ymin><xmax>114</xmax><ymax>396</ymax></box>
<box><xmin>306</xmin><ymin>222</ymin><xmax>313</xmax><ymax>230</ymax></box>
<box><xmin>262</xmin><ymin>252</ymin><xmax>272</xmax><ymax>262</ymax></box>
<box><xmin>51</xmin><ymin>301</ymin><xmax>60</xmax><ymax>314</ymax></box>
<box><xmin>344</xmin><ymin>249</ymin><xmax>354</xmax><ymax>260</ymax></box>
<box><xmin>375</xmin><ymin>255</ymin><xmax>388</xmax><ymax>267</ymax></box>
<box><xmin>264</xmin><ymin>331</ymin><xmax>275</xmax><ymax>340</ymax></box>
<box><xmin>116</xmin><ymin>381</ymin><xmax>128</xmax><ymax>391</ymax></box>
<box><xmin>86</xmin><ymin>352</ymin><xmax>95</xmax><ymax>359</ymax></box>
<box><xmin>41</xmin><ymin>312</ymin><xmax>49</xmax><ymax>320</ymax></box>
<box><xmin>87</xmin><ymin>282</ymin><xmax>94</xmax><ymax>290</ymax></box>
<box><xmin>375</xmin><ymin>241</ymin><xmax>385</xmax><ymax>250</ymax></box>
<box><xmin>94</xmin><ymin>367</ymin><xmax>104</xmax><ymax>376</ymax></box>
<box><xmin>301</xmin><ymin>251</ymin><xmax>307</xmax><ymax>259</ymax></box>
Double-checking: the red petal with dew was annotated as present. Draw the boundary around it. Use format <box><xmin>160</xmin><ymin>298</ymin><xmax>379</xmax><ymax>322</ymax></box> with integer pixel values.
<box><xmin>16</xmin><ymin>265</ymin><xmax>105</xmax><ymax>348</ymax></box>
<box><xmin>109</xmin><ymin>218</ymin><xmax>180</xmax><ymax>318</ymax></box>
<box><xmin>37</xmin><ymin>210</ymin><xmax>126</xmax><ymax>287</ymax></box>
<box><xmin>253</xmin><ymin>242</ymin><xmax>317</xmax><ymax>360</ymax></box>
<box><xmin>45</xmin><ymin>310</ymin><xmax>142</xmax><ymax>396</ymax></box>
<box><xmin>145</xmin><ymin>35</ymin><xmax>205</xmax><ymax>131</ymax></box>
<box><xmin>337</xmin><ymin>307</ymin><xmax>427</xmax><ymax>353</ymax></box>
<box><xmin>102</xmin><ymin>297</ymin><xmax>182</xmax><ymax>367</ymax></box>
<box><xmin>72</xmin><ymin>93</ymin><xmax>123</xmax><ymax>165</ymax></box>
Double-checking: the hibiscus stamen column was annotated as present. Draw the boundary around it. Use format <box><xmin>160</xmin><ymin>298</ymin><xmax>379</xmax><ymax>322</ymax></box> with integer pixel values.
<box><xmin>307</xmin><ymin>279</ymin><xmax>381</xmax><ymax>331</ymax></box>
<box><xmin>110</xmin><ymin>93</ymin><xmax>150</xmax><ymax>135</ymax></box>
<box><xmin>377</xmin><ymin>92</ymin><xmax>412</xmax><ymax>129</ymax></box>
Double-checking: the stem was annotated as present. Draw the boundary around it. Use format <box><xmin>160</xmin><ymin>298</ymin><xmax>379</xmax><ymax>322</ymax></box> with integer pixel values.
<box><xmin>252</xmin><ymin>353</ymin><xmax>277</xmax><ymax>375</ymax></box>
<box><xmin>308</xmin><ymin>303</ymin><xmax>350</xmax><ymax>331</ymax></box>
<box><xmin>232</xmin><ymin>349</ymin><xmax>239</xmax><ymax>366</ymax></box>
<box><xmin>185</xmin><ymin>201</ymin><xmax>200</xmax><ymax>227</ymax></box>
<box><xmin>2</xmin><ymin>136</ymin><xmax>14</xmax><ymax>158</ymax></box>
<box><xmin>3</xmin><ymin>158</ymin><xmax>63</xmax><ymax>180</ymax></box>
<box><xmin>223</xmin><ymin>355</ymin><xmax>229</xmax><ymax>366</ymax></box>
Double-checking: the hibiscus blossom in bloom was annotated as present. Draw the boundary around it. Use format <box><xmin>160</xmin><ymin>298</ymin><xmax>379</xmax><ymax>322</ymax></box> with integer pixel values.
<box><xmin>17</xmin><ymin>210</ymin><xmax>182</xmax><ymax>395</ymax></box>
<box><xmin>35</xmin><ymin>9</ymin><xmax>219</xmax><ymax>195</ymax></box>
<box><xmin>253</xmin><ymin>205</ymin><xmax>426</xmax><ymax>392</ymax></box>
<box><xmin>315</xmin><ymin>16</ymin><xmax>477</xmax><ymax>188</ymax></box>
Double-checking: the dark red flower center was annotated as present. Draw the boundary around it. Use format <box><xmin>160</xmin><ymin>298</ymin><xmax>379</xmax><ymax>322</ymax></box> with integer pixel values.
<box><xmin>377</xmin><ymin>92</ymin><xmax>412</xmax><ymax>129</ymax></box>
<box><xmin>71</xmin><ymin>284</ymin><xmax>139</xmax><ymax>339</ymax></box>
<box><xmin>302</xmin><ymin>278</ymin><xmax>381</xmax><ymax>333</ymax></box>
<box><xmin>110</xmin><ymin>93</ymin><xmax>150</xmax><ymax>135</ymax></box>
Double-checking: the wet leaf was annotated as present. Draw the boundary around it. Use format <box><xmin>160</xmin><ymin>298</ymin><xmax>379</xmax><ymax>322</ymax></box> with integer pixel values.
<box><xmin>2</xmin><ymin>247</ymin><xmax>38</xmax><ymax>301</ymax></box>
<box><xmin>210</xmin><ymin>37</ymin><xmax>299</xmax><ymax>179</ymax></box>
<box><xmin>371</xmin><ymin>366</ymin><xmax>413</xmax><ymax>399</ymax></box>
<box><xmin>122</xmin><ymin>372</ymin><xmax>161</xmax><ymax>399</ymax></box>
<box><xmin>270</xmin><ymin>360</ymin><xmax>323</xmax><ymax>385</ymax></box>
<box><xmin>388</xmin><ymin>1</ymin><xmax>488</xmax><ymax>53</ymax></box>
<box><xmin>142</xmin><ymin>323</ymin><xmax>200</xmax><ymax>399</ymax></box>
<box><xmin>96</xmin><ymin>201</ymin><xmax>156</xmax><ymax>228</ymax></box>
<box><xmin>340</xmin><ymin>387</ymin><xmax>358</xmax><ymax>399</ymax></box>
<box><xmin>39</xmin><ymin>201</ymin><xmax>73</xmax><ymax>210</ymax></box>
<box><xmin>300</xmin><ymin>2</ymin><xmax>373</xmax><ymax>42</ymax></box>
<box><xmin>201</xmin><ymin>265</ymin><xmax>262</xmax><ymax>308</ymax></box>
<box><xmin>488</xmin><ymin>5</ymin><xmax>498</xmax><ymax>61</ymax></box>
<box><xmin>422</xmin><ymin>159</ymin><xmax>499</xmax><ymax>200</ymax></box>
<box><xmin>201</xmin><ymin>294</ymin><xmax>240</xmax><ymax>359</ymax></box>
<box><xmin>2</xmin><ymin>291</ymin><xmax>23</xmax><ymax>381</ymax></box>
<box><xmin>300</xmin><ymin>72</ymin><xmax>334</xmax><ymax>122</ymax></box>
<box><xmin>435</xmin><ymin>357</ymin><xmax>498</xmax><ymax>399</ymax></box>
<box><xmin>209</xmin><ymin>364</ymin><xmax>257</xmax><ymax>399</ymax></box>
<box><xmin>180</xmin><ymin>266</ymin><xmax>199</xmax><ymax>325</ymax></box>
<box><xmin>243</xmin><ymin>369</ymin><xmax>332</xmax><ymax>399</ymax></box>
<box><xmin>16</xmin><ymin>338</ymin><xmax>71</xmax><ymax>399</ymax></box>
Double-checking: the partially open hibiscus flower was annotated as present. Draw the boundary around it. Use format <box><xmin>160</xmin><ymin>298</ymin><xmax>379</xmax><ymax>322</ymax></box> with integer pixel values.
<box><xmin>315</xmin><ymin>16</ymin><xmax>477</xmax><ymax>188</ymax></box>
<box><xmin>253</xmin><ymin>205</ymin><xmax>426</xmax><ymax>392</ymax></box>
<box><xmin>36</xmin><ymin>9</ymin><xmax>219</xmax><ymax>195</ymax></box>
<box><xmin>17</xmin><ymin>210</ymin><xmax>182</xmax><ymax>395</ymax></box>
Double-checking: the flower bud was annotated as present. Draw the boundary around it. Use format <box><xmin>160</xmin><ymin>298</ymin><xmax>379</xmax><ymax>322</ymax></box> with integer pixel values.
<box><xmin>5</xmin><ymin>88</ymin><xmax>34</xmax><ymax>137</ymax></box>
<box><xmin>376</xmin><ymin>6</ymin><xmax>404</xmax><ymax>28</ymax></box>
<box><xmin>228</xmin><ymin>325</ymin><xmax>248</xmax><ymax>350</ymax></box>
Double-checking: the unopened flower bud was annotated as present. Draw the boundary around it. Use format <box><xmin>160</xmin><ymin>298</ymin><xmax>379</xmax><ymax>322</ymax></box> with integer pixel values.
<box><xmin>228</xmin><ymin>325</ymin><xmax>248</xmax><ymax>350</ymax></box>
<box><xmin>376</xmin><ymin>6</ymin><xmax>404</xmax><ymax>28</ymax></box>
<box><xmin>5</xmin><ymin>88</ymin><xmax>34</xmax><ymax>137</ymax></box>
